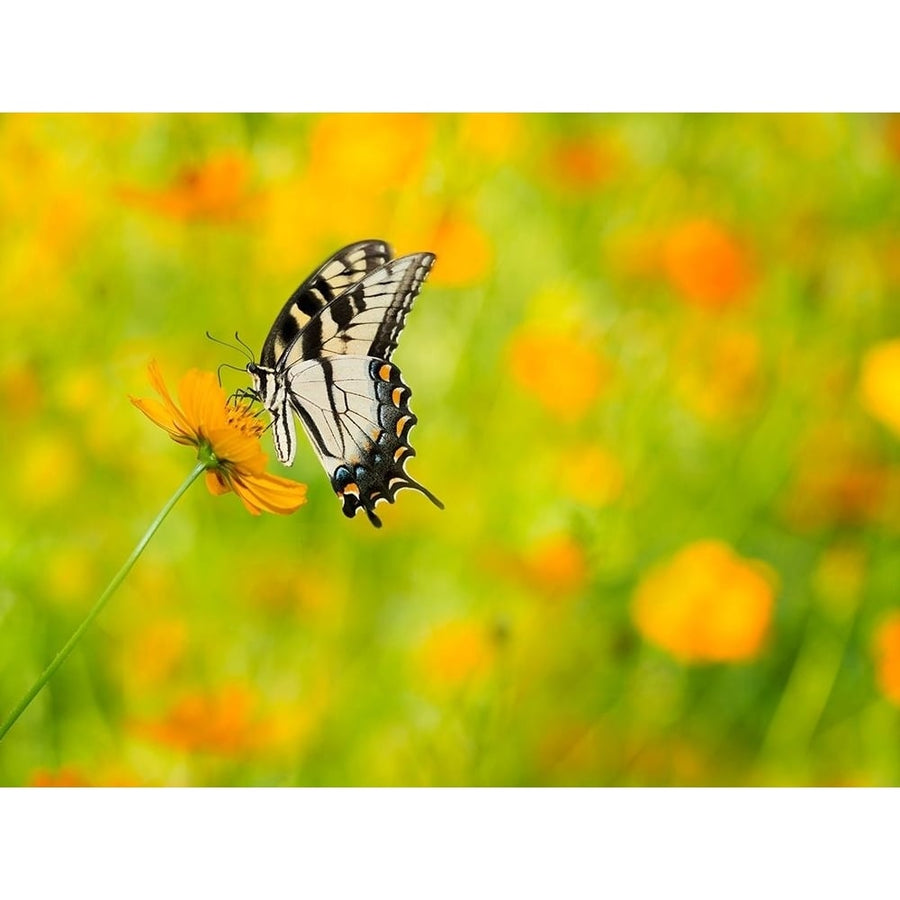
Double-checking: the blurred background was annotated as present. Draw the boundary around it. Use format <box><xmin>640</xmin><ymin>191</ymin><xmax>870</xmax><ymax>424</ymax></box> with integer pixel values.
<box><xmin>2</xmin><ymin>113</ymin><xmax>900</xmax><ymax>786</ymax></box>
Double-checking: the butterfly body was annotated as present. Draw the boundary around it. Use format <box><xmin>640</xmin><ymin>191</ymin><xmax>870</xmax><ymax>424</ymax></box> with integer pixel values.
<box><xmin>245</xmin><ymin>240</ymin><xmax>442</xmax><ymax>527</ymax></box>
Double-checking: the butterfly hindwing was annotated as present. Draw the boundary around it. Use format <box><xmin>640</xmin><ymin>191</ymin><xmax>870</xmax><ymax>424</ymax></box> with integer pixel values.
<box><xmin>286</xmin><ymin>355</ymin><xmax>443</xmax><ymax>527</ymax></box>
<box><xmin>280</xmin><ymin>252</ymin><xmax>436</xmax><ymax>367</ymax></box>
<box><xmin>260</xmin><ymin>240</ymin><xmax>392</xmax><ymax>368</ymax></box>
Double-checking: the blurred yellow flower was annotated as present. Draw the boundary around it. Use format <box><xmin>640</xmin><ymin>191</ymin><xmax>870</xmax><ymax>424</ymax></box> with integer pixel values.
<box><xmin>859</xmin><ymin>339</ymin><xmax>900</xmax><ymax>436</ymax></box>
<box><xmin>18</xmin><ymin>434</ymin><xmax>81</xmax><ymax>508</ymax></box>
<box><xmin>872</xmin><ymin>612</ymin><xmax>900</xmax><ymax>706</ymax></box>
<box><xmin>130</xmin><ymin>360</ymin><xmax>307</xmax><ymax>516</ymax></box>
<box><xmin>117</xmin><ymin>152</ymin><xmax>257</xmax><ymax>223</ymax></box>
<box><xmin>125</xmin><ymin>618</ymin><xmax>188</xmax><ymax>688</ymax></box>
<box><xmin>562</xmin><ymin>445</ymin><xmax>625</xmax><ymax>507</ymax></box>
<box><xmin>663</xmin><ymin>218</ymin><xmax>752</xmax><ymax>309</ymax></box>
<box><xmin>418</xmin><ymin>620</ymin><xmax>497</xmax><ymax>687</ymax></box>
<box><xmin>458</xmin><ymin>113</ymin><xmax>523</xmax><ymax>161</ymax></box>
<box><xmin>508</xmin><ymin>328</ymin><xmax>609</xmax><ymax>422</ymax></box>
<box><xmin>631</xmin><ymin>540</ymin><xmax>776</xmax><ymax>663</ymax></box>
<box><xmin>43</xmin><ymin>547</ymin><xmax>95</xmax><ymax>608</ymax></box>
<box><xmin>307</xmin><ymin>113</ymin><xmax>434</xmax><ymax>191</ymax></box>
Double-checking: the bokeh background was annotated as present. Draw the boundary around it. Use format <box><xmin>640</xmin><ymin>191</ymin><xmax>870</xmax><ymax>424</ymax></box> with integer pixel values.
<box><xmin>2</xmin><ymin>113</ymin><xmax>900</xmax><ymax>786</ymax></box>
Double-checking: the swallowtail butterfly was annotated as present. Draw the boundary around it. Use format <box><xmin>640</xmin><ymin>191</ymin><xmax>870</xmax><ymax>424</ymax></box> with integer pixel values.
<box><xmin>244</xmin><ymin>239</ymin><xmax>443</xmax><ymax>527</ymax></box>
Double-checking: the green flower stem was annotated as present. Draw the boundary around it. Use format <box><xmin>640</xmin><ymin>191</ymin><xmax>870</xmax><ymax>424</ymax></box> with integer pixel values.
<box><xmin>0</xmin><ymin>460</ymin><xmax>208</xmax><ymax>744</ymax></box>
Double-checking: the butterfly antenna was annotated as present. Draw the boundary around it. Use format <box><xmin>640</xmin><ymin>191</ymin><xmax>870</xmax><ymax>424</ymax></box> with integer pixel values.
<box><xmin>206</xmin><ymin>330</ymin><xmax>254</xmax><ymax>364</ymax></box>
<box><xmin>234</xmin><ymin>332</ymin><xmax>257</xmax><ymax>364</ymax></box>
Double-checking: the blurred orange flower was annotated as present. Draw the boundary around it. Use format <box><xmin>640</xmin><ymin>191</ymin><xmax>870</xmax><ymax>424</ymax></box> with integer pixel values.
<box><xmin>872</xmin><ymin>612</ymin><xmax>900</xmax><ymax>705</ymax></box>
<box><xmin>676</xmin><ymin>328</ymin><xmax>762</xmax><ymax>422</ymax></box>
<box><xmin>631</xmin><ymin>540</ymin><xmax>776</xmax><ymax>663</ymax></box>
<box><xmin>131</xmin><ymin>360</ymin><xmax>307</xmax><ymax>516</ymax></box>
<box><xmin>545</xmin><ymin>134</ymin><xmax>619</xmax><ymax>191</ymax></box>
<box><xmin>524</xmin><ymin>534</ymin><xmax>590</xmax><ymax>596</ymax></box>
<box><xmin>859</xmin><ymin>339</ymin><xmax>900</xmax><ymax>436</ymax></box>
<box><xmin>885</xmin><ymin>115</ymin><xmax>900</xmax><ymax>163</ymax></box>
<box><xmin>418</xmin><ymin>620</ymin><xmax>497</xmax><ymax>687</ymax></box>
<box><xmin>508</xmin><ymin>328</ymin><xmax>609</xmax><ymax>421</ymax></box>
<box><xmin>783</xmin><ymin>426</ymin><xmax>891</xmax><ymax>532</ymax></box>
<box><xmin>118</xmin><ymin>152</ymin><xmax>257</xmax><ymax>223</ymax></box>
<box><xmin>427</xmin><ymin>211</ymin><xmax>493</xmax><ymax>287</ymax></box>
<box><xmin>663</xmin><ymin>218</ymin><xmax>752</xmax><ymax>309</ymax></box>
<box><xmin>29</xmin><ymin>766</ymin><xmax>91</xmax><ymax>787</ymax></box>
<box><xmin>136</xmin><ymin>684</ymin><xmax>260</xmax><ymax>756</ymax></box>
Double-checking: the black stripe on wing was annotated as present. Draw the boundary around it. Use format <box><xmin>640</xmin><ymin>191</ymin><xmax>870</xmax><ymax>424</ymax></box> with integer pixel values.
<box><xmin>260</xmin><ymin>239</ymin><xmax>392</xmax><ymax>368</ymax></box>
<box><xmin>284</xmin><ymin>252</ymin><xmax>436</xmax><ymax>365</ymax></box>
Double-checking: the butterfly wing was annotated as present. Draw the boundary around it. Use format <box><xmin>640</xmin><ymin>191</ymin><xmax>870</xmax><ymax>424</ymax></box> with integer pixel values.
<box><xmin>260</xmin><ymin>240</ymin><xmax>392</xmax><ymax>368</ymax></box>
<box><xmin>278</xmin><ymin>252</ymin><xmax>436</xmax><ymax>368</ymax></box>
<box><xmin>286</xmin><ymin>355</ymin><xmax>443</xmax><ymax>527</ymax></box>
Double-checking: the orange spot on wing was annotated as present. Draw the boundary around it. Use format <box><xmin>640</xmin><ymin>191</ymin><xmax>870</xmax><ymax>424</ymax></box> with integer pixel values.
<box><xmin>379</xmin><ymin>364</ymin><xmax>392</xmax><ymax>381</ymax></box>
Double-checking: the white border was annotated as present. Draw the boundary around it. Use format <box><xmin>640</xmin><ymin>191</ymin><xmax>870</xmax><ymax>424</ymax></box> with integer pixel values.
<box><xmin>1</xmin><ymin>788</ymin><xmax>896</xmax><ymax>897</ymax></box>
<box><xmin>1</xmin><ymin>2</ymin><xmax>897</xmax><ymax>111</ymax></box>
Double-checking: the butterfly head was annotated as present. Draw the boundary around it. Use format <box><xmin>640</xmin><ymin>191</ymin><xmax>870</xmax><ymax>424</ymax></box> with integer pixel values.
<box><xmin>245</xmin><ymin>361</ymin><xmax>277</xmax><ymax>406</ymax></box>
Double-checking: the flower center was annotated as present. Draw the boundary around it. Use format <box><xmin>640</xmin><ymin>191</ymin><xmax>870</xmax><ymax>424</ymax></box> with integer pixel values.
<box><xmin>226</xmin><ymin>403</ymin><xmax>266</xmax><ymax>439</ymax></box>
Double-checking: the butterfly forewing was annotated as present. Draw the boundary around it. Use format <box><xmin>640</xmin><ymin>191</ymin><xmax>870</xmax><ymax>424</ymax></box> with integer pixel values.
<box><xmin>260</xmin><ymin>240</ymin><xmax>391</xmax><ymax>368</ymax></box>
<box><xmin>281</xmin><ymin>252</ymin><xmax>436</xmax><ymax>366</ymax></box>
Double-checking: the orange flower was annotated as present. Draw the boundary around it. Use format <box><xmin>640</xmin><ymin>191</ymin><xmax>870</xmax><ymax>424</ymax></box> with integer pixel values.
<box><xmin>872</xmin><ymin>612</ymin><xmax>900</xmax><ymax>705</ymax></box>
<box><xmin>135</xmin><ymin>684</ymin><xmax>260</xmax><ymax>756</ymax></box>
<box><xmin>29</xmin><ymin>766</ymin><xmax>91</xmax><ymax>787</ymax></box>
<box><xmin>663</xmin><ymin>218</ymin><xmax>752</xmax><ymax>309</ymax></box>
<box><xmin>130</xmin><ymin>360</ymin><xmax>307</xmax><ymax>516</ymax></box>
<box><xmin>545</xmin><ymin>134</ymin><xmax>619</xmax><ymax>191</ymax></box>
<box><xmin>117</xmin><ymin>152</ymin><xmax>257</xmax><ymax>223</ymax></box>
<box><xmin>135</xmin><ymin>683</ymin><xmax>321</xmax><ymax>757</ymax></box>
<box><xmin>859</xmin><ymin>339</ymin><xmax>900</xmax><ymax>436</ymax></box>
<box><xmin>675</xmin><ymin>328</ymin><xmax>763</xmax><ymax>422</ymax></box>
<box><xmin>508</xmin><ymin>328</ymin><xmax>609</xmax><ymax>422</ymax></box>
<box><xmin>631</xmin><ymin>540</ymin><xmax>776</xmax><ymax>663</ymax></box>
<box><xmin>524</xmin><ymin>534</ymin><xmax>590</xmax><ymax>596</ymax></box>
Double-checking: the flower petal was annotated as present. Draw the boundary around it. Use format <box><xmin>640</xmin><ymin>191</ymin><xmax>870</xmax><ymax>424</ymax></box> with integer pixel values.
<box><xmin>129</xmin><ymin>395</ymin><xmax>195</xmax><ymax>445</ymax></box>
<box><xmin>146</xmin><ymin>360</ymin><xmax>195</xmax><ymax>436</ymax></box>
<box><xmin>205</xmin><ymin>469</ymin><xmax>232</xmax><ymax>496</ymax></box>
<box><xmin>230</xmin><ymin>470</ymin><xmax>308</xmax><ymax>516</ymax></box>
<box><xmin>179</xmin><ymin>369</ymin><xmax>228</xmax><ymax>435</ymax></box>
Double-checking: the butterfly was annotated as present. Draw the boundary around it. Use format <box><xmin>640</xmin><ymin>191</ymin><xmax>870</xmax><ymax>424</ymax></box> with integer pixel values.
<box><xmin>242</xmin><ymin>239</ymin><xmax>443</xmax><ymax>527</ymax></box>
